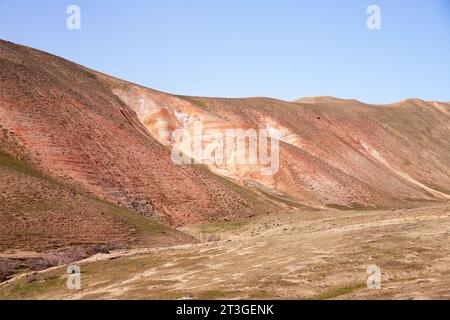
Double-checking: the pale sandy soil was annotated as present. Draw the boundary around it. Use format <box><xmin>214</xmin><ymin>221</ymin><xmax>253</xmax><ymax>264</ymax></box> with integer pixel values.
<box><xmin>1</xmin><ymin>202</ymin><xmax>450</xmax><ymax>300</ymax></box>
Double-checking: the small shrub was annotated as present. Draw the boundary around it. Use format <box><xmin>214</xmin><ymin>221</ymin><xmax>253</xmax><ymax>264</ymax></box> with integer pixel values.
<box><xmin>27</xmin><ymin>256</ymin><xmax>59</xmax><ymax>271</ymax></box>
<box><xmin>105</xmin><ymin>240</ymin><xmax>125</xmax><ymax>251</ymax></box>
<box><xmin>91</xmin><ymin>244</ymin><xmax>110</xmax><ymax>254</ymax></box>
<box><xmin>0</xmin><ymin>258</ymin><xmax>18</xmax><ymax>282</ymax></box>
<box><xmin>90</xmin><ymin>241</ymin><xmax>125</xmax><ymax>255</ymax></box>
<box><xmin>23</xmin><ymin>243</ymin><xmax>123</xmax><ymax>274</ymax></box>
<box><xmin>27</xmin><ymin>247</ymin><xmax>87</xmax><ymax>271</ymax></box>
<box><xmin>63</xmin><ymin>247</ymin><xmax>87</xmax><ymax>262</ymax></box>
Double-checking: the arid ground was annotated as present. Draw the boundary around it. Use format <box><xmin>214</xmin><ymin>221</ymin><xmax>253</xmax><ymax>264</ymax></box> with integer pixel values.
<box><xmin>1</xmin><ymin>202</ymin><xmax>449</xmax><ymax>300</ymax></box>
<box><xmin>1</xmin><ymin>40</ymin><xmax>449</xmax><ymax>300</ymax></box>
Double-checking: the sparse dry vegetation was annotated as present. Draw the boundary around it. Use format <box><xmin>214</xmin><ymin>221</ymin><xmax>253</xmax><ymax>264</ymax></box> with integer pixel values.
<box><xmin>1</xmin><ymin>202</ymin><xmax>450</xmax><ymax>300</ymax></box>
<box><xmin>1</xmin><ymin>40</ymin><xmax>450</xmax><ymax>301</ymax></box>
<box><xmin>0</xmin><ymin>258</ymin><xmax>18</xmax><ymax>282</ymax></box>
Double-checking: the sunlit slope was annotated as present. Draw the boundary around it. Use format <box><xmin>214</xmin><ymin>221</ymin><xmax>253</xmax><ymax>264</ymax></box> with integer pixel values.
<box><xmin>1</xmin><ymin>39</ymin><xmax>449</xmax><ymax>232</ymax></box>
<box><xmin>109</xmin><ymin>83</ymin><xmax>450</xmax><ymax>210</ymax></box>
<box><xmin>0</xmin><ymin>40</ymin><xmax>273</xmax><ymax>228</ymax></box>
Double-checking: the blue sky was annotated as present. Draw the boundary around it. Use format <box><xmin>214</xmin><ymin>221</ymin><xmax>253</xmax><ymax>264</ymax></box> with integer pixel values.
<box><xmin>0</xmin><ymin>0</ymin><xmax>449</xmax><ymax>103</ymax></box>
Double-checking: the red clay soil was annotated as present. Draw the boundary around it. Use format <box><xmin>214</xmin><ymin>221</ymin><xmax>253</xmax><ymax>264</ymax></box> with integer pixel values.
<box><xmin>0</xmin><ymin>40</ymin><xmax>274</xmax><ymax>235</ymax></box>
<box><xmin>1</xmin><ymin>39</ymin><xmax>449</xmax><ymax>248</ymax></box>
<box><xmin>179</xmin><ymin>96</ymin><xmax>450</xmax><ymax>209</ymax></box>
<box><xmin>109</xmin><ymin>81</ymin><xmax>450</xmax><ymax>211</ymax></box>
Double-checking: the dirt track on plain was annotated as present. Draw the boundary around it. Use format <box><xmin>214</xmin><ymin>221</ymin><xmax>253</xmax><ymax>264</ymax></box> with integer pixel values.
<box><xmin>1</xmin><ymin>202</ymin><xmax>450</xmax><ymax>300</ymax></box>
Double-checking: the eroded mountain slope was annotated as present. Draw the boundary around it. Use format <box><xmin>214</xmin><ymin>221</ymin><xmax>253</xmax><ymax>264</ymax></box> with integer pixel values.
<box><xmin>0</xmin><ymin>40</ymin><xmax>273</xmax><ymax>229</ymax></box>
<box><xmin>110</xmin><ymin>85</ymin><xmax>450</xmax><ymax>210</ymax></box>
<box><xmin>1</xmin><ymin>39</ymin><xmax>449</xmax><ymax>233</ymax></box>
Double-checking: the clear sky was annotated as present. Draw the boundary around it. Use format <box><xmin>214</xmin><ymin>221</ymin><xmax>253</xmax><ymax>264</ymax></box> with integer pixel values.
<box><xmin>0</xmin><ymin>0</ymin><xmax>449</xmax><ymax>103</ymax></box>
